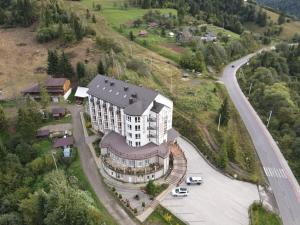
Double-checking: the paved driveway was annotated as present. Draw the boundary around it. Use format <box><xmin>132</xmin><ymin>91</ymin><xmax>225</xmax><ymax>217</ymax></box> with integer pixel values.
<box><xmin>161</xmin><ymin>137</ymin><xmax>259</xmax><ymax>225</ymax></box>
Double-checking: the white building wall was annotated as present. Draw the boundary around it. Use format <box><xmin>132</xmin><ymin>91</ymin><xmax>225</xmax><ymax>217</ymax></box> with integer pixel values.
<box><xmin>88</xmin><ymin>93</ymin><xmax>173</xmax><ymax>147</ymax></box>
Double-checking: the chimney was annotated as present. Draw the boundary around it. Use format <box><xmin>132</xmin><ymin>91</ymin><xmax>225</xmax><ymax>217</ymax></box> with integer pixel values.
<box><xmin>129</xmin><ymin>97</ymin><xmax>134</xmax><ymax>104</ymax></box>
<box><xmin>124</xmin><ymin>86</ymin><xmax>128</xmax><ymax>91</ymax></box>
<box><xmin>110</xmin><ymin>81</ymin><xmax>114</xmax><ymax>86</ymax></box>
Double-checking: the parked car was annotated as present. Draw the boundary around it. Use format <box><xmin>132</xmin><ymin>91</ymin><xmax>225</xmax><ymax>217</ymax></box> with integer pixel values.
<box><xmin>231</xmin><ymin>65</ymin><xmax>235</xmax><ymax>68</ymax></box>
<box><xmin>186</xmin><ymin>176</ymin><xmax>203</xmax><ymax>185</ymax></box>
<box><xmin>172</xmin><ymin>187</ymin><xmax>189</xmax><ymax>197</ymax></box>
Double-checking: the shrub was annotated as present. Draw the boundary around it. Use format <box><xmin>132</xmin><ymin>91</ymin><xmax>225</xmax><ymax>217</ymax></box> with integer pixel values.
<box><xmin>36</xmin><ymin>26</ymin><xmax>58</xmax><ymax>43</ymax></box>
<box><xmin>118</xmin><ymin>194</ymin><xmax>122</xmax><ymax>199</ymax></box>
<box><xmin>112</xmin><ymin>187</ymin><xmax>116</xmax><ymax>192</ymax></box>
<box><xmin>96</xmin><ymin>37</ymin><xmax>122</xmax><ymax>53</ymax></box>
<box><xmin>133</xmin><ymin>208</ymin><xmax>137</xmax><ymax>214</ymax></box>
<box><xmin>142</xmin><ymin>202</ymin><xmax>145</xmax><ymax>207</ymax></box>
<box><xmin>126</xmin><ymin>58</ymin><xmax>150</xmax><ymax>76</ymax></box>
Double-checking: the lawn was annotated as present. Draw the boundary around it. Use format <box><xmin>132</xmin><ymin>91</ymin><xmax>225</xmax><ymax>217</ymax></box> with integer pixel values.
<box><xmin>82</xmin><ymin>0</ymin><xmax>176</xmax><ymax>28</ymax></box>
<box><xmin>145</xmin><ymin>205</ymin><xmax>187</xmax><ymax>225</ymax></box>
<box><xmin>249</xmin><ymin>203</ymin><xmax>282</xmax><ymax>225</ymax></box>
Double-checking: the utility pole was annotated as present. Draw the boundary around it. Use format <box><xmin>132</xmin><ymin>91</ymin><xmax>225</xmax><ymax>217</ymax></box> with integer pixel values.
<box><xmin>248</xmin><ymin>82</ymin><xmax>253</xmax><ymax>96</ymax></box>
<box><xmin>267</xmin><ymin>110</ymin><xmax>273</xmax><ymax>128</ymax></box>
<box><xmin>170</xmin><ymin>71</ymin><xmax>173</xmax><ymax>93</ymax></box>
<box><xmin>130</xmin><ymin>44</ymin><xmax>133</xmax><ymax>57</ymax></box>
<box><xmin>218</xmin><ymin>113</ymin><xmax>222</xmax><ymax>131</ymax></box>
<box><xmin>51</xmin><ymin>151</ymin><xmax>58</xmax><ymax>170</ymax></box>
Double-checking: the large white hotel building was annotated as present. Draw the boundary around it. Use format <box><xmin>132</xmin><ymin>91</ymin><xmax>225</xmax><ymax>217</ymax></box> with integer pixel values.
<box><xmin>87</xmin><ymin>75</ymin><xmax>178</xmax><ymax>183</ymax></box>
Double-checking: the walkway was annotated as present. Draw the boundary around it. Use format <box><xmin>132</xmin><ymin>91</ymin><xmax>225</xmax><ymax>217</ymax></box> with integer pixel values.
<box><xmin>68</xmin><ymin>105</ymin><xmax>137</xmax><ymax>225</ymax></box>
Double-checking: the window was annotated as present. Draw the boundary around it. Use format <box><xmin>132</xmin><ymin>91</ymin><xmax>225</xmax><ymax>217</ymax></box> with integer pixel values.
<box><xmin>135</xmin><ymin>134</ymin><xmax>141</xmax><ymax>139</ymax></box>
<box><xmin>136</xmin><ymin>142</ymin><xmax>141</xmax><ymax>147</ymax></box>
<box><xmin>127</xmin><ymin>124</ymin><xmax>132</xmax><ymax>130</ymax></box>
<box><xmin>129</xmin><ymin>140</ymin><xmax>132</xmax><ymax>146</ymax></box>
<box><xmin>128</xmin><ymin>132</ymin><xmax>132</xmax><ymax>138</ymax></box>
<box><xmin>105</xmin><ymin>122</ymin><xmax>108</xmax><ymax>129</ymax></box>
<box><xmin>135</xmin><ymin>125</ymin><xmax>140</xmax><ymax>131</ymax></box>
<box><xmin>127</xmin><ymin>116</ymin><xmax>131</xmax><ymax>122</ymax></box>
<box><xmin>135</xmin><ymin>117</ymin><xmax>140</xmax><ymax>123</ymax></box>
<box><xmin>145</xmin><ymin>159</ymin><xmax>150</xmax><ymax>165</ymax></box>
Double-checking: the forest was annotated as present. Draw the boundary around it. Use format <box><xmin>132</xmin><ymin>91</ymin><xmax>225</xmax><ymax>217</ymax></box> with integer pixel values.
<box><xmin>238</xmin><ymin>41</ymin><xmax>300</xmax><ymax>180</ymax></box>
<box><xmin>0</xmin><ymin>97</ymin><xmax>111</xmax><ymax>225</ymax></box>
<box><xmin>257</xmin><ymin>0</ymin><xmax>300</xmax><ymax>19</ymax></box>
<box><xmin>128</xmin><ymin>0</ymin><xmax>268</xmax><ymax>34</ymax></box>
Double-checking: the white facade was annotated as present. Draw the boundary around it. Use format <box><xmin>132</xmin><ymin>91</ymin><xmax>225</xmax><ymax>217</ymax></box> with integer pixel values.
<box><xmin>88</xmin><ymin>93</ymin><xmax>173</xmax><ymax>148</ymax></box>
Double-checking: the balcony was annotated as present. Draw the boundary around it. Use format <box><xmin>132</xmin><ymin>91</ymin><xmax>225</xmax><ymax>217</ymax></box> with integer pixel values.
<box><xmin>148</xmin><ymin>117</ymin><xmax>157</xmax><ymax>122</ymax></box>
<box><xmin>102</xmin><ymin>155</ymin><xmax>163</xmax><ymax>175</ymax></box>
<box><xmin>147</xmin><ymin>134</ymin><xmax>157</xmax><ymax>138</ymax></box>
<box><xmin>147</xmin><ymin>126</ymin><xmax>156</xmax><ymax>130</ymax></box>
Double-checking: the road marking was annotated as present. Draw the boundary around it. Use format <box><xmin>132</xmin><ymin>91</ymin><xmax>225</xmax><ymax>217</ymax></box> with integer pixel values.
<box><xmin>263</xmin><ymin>167</ymin><xmax>287</xmax><ymax>179</ymax></box>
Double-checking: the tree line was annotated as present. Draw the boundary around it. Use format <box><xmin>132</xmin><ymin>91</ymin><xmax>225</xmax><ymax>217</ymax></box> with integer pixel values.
<box><xmin>238</xmin><ymin>41</ymin><xmax>300</xmax><ymax>180</ymax></box>
<box><xmin>0</xmin><ymin>99</ymin><xmax>106</xmax><ymax>225</ymax></box>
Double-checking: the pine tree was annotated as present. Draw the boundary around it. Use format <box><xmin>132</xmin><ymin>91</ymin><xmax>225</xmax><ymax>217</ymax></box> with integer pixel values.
<box><xmin>58</xmin><ymin>51</ymin><xmax>74</xmax><ymax>78</ymax></box>
<box><xmin>218</xmin><ymin>147</ymin><xmax>228</xmax><ymax>169</ymax></box>
<box><xmin>40</xmin><ymin>84</ymin><xmax>50</xmax><ymax>109</ymax></box>
<box><xmin>92</xmin><ymin>14</ymin><xmax>96</xmax><ymax>23</ymax></box>
<box><xmin>216</xmin><ymin>98</ymin><xmax>230</xmax><ymax>126</ymax></box>
<box><xmin>76</xmin><ymin>62</ymin><xmax>85</xmax><ymax>79</ymax></box>
<box><xmin>86</xmin><ymin>9</ymin><xmax>90</xmax><ymax>19</ymax></box>
<box><xmin>129</xmin><ymin>31</ymin><xmax>135</xmax><ymax>41</ymax></box>
<box><xmin>47</xmin><ymin>49</ymin><xmax>59</xmax><ymax>76</ymax></box>
<box><xmin>97</xmin><ymin>60</ymin><xmax>106</xmax><ymax>74</ymax></box>
<box><xmin>278</xmin><ymin>13</ymin><xmax>285</xmax><ymax>25</ymax></box>
<box><xmin>0</xmin><ymin>105</ymin><xmax>7</xmax><ymax>132</ymax></box>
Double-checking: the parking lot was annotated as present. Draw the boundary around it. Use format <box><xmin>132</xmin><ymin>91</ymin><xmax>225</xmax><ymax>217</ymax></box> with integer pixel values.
<box><xmin>161</xmin><ymin>137</ymin><xmax>259</xmax><ymax>225</ymax></box>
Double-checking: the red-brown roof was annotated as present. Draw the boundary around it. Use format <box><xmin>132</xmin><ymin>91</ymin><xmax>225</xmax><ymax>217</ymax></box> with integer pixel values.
<box><xmin>100</xmin><ymin>131</ymin><xmax>169</xmax><ymax>160</ymax></box>
<box><xmin>53</xmin><ymin>137</ymin><xmax>73</xmax><ymax>148</ymax></box>
<box><xmin>37</xmin><ymin>129</ymin><xmax>50</xmax><ymax>137</ymax></box>
<box><xmin>45</xmin><ymin>78</ymin><xmax>67</xmax><ymax>87</ymax></box>
<box><xmin>52</xmin><ymin>108</ymin><xmax>66</xmax><ymax>115</ymax></box>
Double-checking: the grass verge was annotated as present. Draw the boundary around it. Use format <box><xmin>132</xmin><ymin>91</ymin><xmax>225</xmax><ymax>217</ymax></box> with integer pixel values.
<box><xmin>67</xmin><ymin>151</ymin><xmax>118</xmax><ymax>225</ymax></box>
<box><xmin>145</xmin><ymin>205</ymin><xmax>187</xmax><ymax>225</ymax></box>
<box><xmin>249</xmin><ymin>202</ymin><xmax>282</xmax><ymax>225</ymax></box>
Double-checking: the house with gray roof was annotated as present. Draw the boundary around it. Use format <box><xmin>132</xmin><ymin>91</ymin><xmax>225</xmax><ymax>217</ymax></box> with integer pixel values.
<box><xmin>87</xmin><ymin>74</ymin><xmax>178</xmax><ymax>183</ymax></box>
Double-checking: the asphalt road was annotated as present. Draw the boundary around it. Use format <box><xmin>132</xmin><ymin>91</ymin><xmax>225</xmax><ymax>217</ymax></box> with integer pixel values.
<box><xmin>161</xmin><ymin>137</ymin><xmax>259</xmax><ymax>225</ymax></box>
<box><xmin>69</xmin><ymin>105</ymin><xmax>136</xmax><ymax>225</ymax></box>
<box><xmin>221</xmin><ymin>53</ymin><xmax>300</xmax><ymax>225</ymax></box>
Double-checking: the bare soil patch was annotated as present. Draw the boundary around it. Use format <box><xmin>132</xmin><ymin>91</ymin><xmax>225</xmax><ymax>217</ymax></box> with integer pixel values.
<box><xmin>0</xmin><ymin>26</ymin><xmax>53</xmax><ymax>99</ymax></box>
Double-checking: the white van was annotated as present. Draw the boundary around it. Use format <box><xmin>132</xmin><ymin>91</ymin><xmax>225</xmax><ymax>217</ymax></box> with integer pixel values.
<box><xmin>186</xmin><ymin>176</ymin><xmax>203</xmax><ymax>185</ymax></box>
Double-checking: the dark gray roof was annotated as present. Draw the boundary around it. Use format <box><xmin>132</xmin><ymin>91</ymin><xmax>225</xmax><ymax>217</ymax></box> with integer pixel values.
<box><xmin>100</xmin><ymin>131</ymin><xmax>169</xmax><ymax>160</ymax></box>
<box><xmin>151</xmin><ymin>101</ymin><xmax>165</xmax><ymax>113</ymax></box>
<box><xmin>87</xmin><ymin>75</ymin><xmax>158</xmax><ymax>116</ymax></box>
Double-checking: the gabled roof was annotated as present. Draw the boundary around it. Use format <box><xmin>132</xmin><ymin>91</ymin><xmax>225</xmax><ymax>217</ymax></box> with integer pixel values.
<box><xmin>45</xmin><ymin>78</ymin><xmax>67</xmax><ymax>87</ymax></box>
<box><xmin>22</xmin><ymin>77</ymin><xmax>68</xmax><ymax>94</ymax></box>
<box><xmin>53</xmin><ymin>137</ymin><xmax>73</xmax><ymax>148</ymax></box>
<box><xmin>52</xmin><ymin>108</ymin><xmax>66</xmax><ymax>115</ymax></box>
<box><xmin>87</xmin><ymin>75</ymin><xmax>158</xmax><ymax>116</ymax></box>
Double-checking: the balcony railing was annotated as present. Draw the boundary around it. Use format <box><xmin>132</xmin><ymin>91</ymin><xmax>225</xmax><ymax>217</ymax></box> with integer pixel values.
<box><xmin>148</xmin><ymin>117</ymin><xmax>157</xmax><ymax>122</ymax></box>
<box><xmin>102</xmin><ymin>155</ymin><xmax>163</xmax><ymax>175</ymax></box>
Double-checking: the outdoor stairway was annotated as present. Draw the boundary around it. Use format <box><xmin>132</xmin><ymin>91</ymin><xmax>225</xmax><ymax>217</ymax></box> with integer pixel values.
<box><xmin>165</xmin><ymin>144</ymin><xmax>187</xmax><ymax>186</ymax></box>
